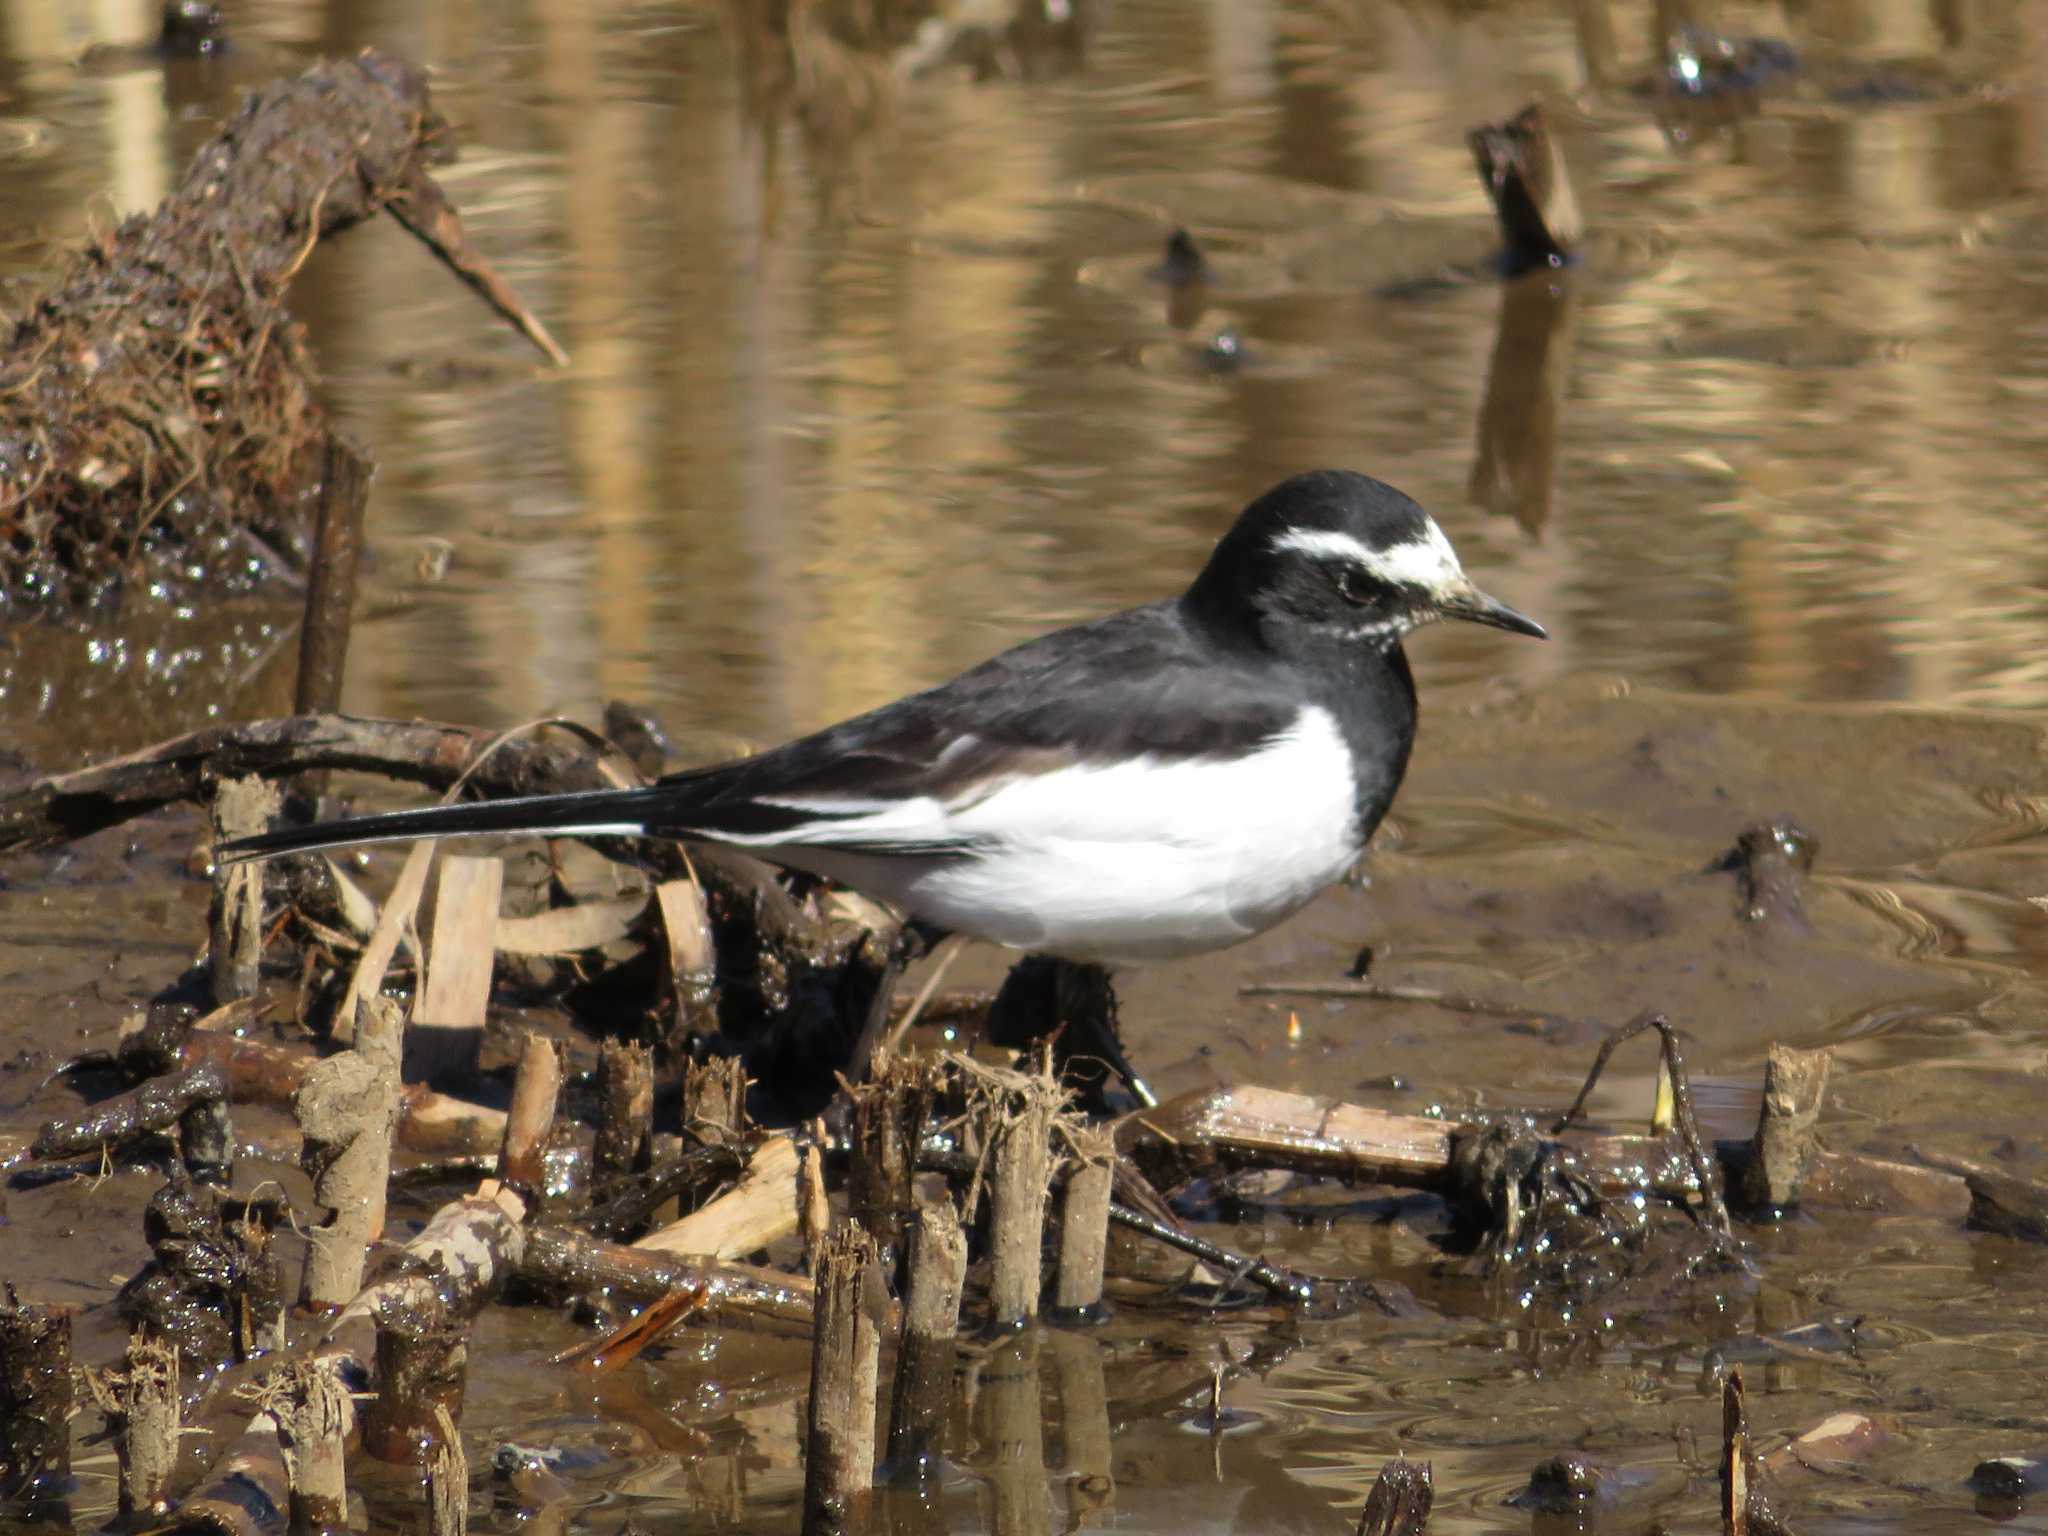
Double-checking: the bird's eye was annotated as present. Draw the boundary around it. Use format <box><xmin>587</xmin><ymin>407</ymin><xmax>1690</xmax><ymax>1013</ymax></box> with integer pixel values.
<box><xmin>1336</xmin><ymin>567</ymin><xmax>1373</xmax><ymax>605</ymax></box>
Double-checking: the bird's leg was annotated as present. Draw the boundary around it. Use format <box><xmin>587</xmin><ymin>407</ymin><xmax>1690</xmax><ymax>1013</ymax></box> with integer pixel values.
<box><xmin>987</xmin><ymin>957</ymin><xmax>1158</xmax><ymax>1111</ymax></box>
<box><xmin>843</xmin><ymin>920</ymin><xmax>948</xmax><ymax>1084</ymax></box>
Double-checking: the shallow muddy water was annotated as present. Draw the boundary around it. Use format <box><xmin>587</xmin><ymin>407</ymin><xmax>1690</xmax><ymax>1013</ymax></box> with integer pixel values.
<box><xmin>4</xmin><ymin>1</ymin><xmax>2048</xmax><ymax>1533</ymax></box>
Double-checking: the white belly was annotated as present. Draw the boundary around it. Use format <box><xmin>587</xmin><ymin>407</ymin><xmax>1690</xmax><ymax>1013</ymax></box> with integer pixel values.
<box><xmin>767</xmin><ymin>706</ymin><xmax>1366</xmax><ymax>964</ymax></box>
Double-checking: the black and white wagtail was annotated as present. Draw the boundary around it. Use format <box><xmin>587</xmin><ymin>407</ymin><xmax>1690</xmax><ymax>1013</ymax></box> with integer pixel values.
<box><xmin>220</xmin><ymin>470</ymin><xmax>1543</xmax><ymax>966</ymax></box>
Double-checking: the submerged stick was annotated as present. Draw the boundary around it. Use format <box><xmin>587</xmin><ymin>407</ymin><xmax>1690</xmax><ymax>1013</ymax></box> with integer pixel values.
<box><xmin>518</xmin><ymin>1226</ymin><xmax>815</xmax><ymax>1333</ymax></box>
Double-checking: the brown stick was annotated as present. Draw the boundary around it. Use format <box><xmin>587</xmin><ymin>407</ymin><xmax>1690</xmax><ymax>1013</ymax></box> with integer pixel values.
<box><xmin>0</xmin><ymin>714</ymin><xmax>622</xmax><ymax>854</ymax></box>
<box><xmin>803</xmin><ymin>1225</ymin><xmax>881</xmax><ymax>1535</ymax></box>
<box><xmin>518</xmin><ymin>1226</ymin><xmax>815</xmax><ymax>1334</ymax></box>
<box><xmin>1722</xmin><ymin>1369</ymin><xmax>1748</xmax><ymax>1536</ymax></box>
<box><xmin>884</xmin><ymin>1199</ymin><xmax>966</xmax><ymax>1481</ymax></box>
<box><xmin>360</xmin><ymin>1306</ymin><xmax>467</xmax><ymax>1466</ymax></box>
<box><xmin>293</xmin><ymin>436</ymin><xmax>372</xmax><ymax>720</ymax></box>
<box><xmin>498</xmin><ymin>1033</ymin><xmax>563</xmax><ymax>1196</ymax></box>
<box><xmin>681</xmin><ymin>1055</ymin><xmax>749</xmax><ymax>1146</ymax></box>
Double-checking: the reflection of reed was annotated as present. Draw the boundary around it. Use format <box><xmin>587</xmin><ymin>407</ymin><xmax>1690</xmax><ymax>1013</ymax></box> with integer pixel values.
<box><xmin>1469</xmin><ymin>272</ymin><xmax>1576</xmax><ymax>538</ymax></box>
<box><xmin>722</xmin><ymin>0</ymin><xmax>908</xmax><ymax>223</ymax></box>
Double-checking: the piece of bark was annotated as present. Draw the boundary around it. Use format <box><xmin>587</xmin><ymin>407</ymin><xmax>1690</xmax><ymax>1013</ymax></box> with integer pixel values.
<box><xmin>210</xmin><ymin>776</ymin><xmax>283</xmax><ymax>1006</ymax></box>
<box><xmin>1357</xmin><ymin>1458</ymin><xmax>1434</xmax><ymax>1536</ymax></box>
<box><xmin>1742</xmin><ymin>1043</ymin><xmax>1833</xmax><ymax>1211</ymax></box>
<box><xmin>1053</xmin><ymin>1127</ymin><xmax>1114</xmax><ymax>1319</ymax></box>
<box><xmin>495</xmin><ymin>896</ymin><xmax>644</xmax><ymax>956</ymax></box>
<box><xmin>656</xmin><ymin>880</ymin><xmax>720</xmax><ymax>1040</ymax></box>
<box><xmin>633</xmin><ymin>1135</ymin><xmax>801</xmax><ymax>1260</ymax></box>
<box><xmin>803</xmin><ymin>1225</ymin><xmax>882</xmax><ymax>1536</ymax></box>
<box><xmin>410</xmin><ymin>856</ymin><xmax>504</xmax><ymax>1081</ymax></box>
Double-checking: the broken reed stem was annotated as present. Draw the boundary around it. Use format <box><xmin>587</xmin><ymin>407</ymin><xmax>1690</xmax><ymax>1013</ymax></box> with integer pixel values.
<box><xmin>409</xmin><ymin>854</ymin><xmax>503</xmax><ymax>1082</ymax></box>
<box><xmin>361</xmin><ymin>1305</ymin><xmax>468</xmax><ymax>1466</ymax></box>
<box><xmin>112</xmin><ymin>1331</ymin><xmax>180</xmax><ymax>1523</ymax></box>
<box><xmin>1742</xmin><ymin>1042</ymin><xmax>1832</xmax><ymax>1212</ymax></box>
<box><xmin>800</xmin><ymin>1143</ymin><xmax>832</xmax><ymax>1276</ymax></box>
<box><xmin>426</xmin><ymin>1405</ymin><xmax>466</xmax><ymax>1536</ymax></box>
<box><xmin>296</xmin><ymin>1045</ymin><xmax>401</xmax><ymax>1310</ymax></box>
<box><xmin>0</xmin><ymin>1299</ymin><xmax>72</xmax><ymax>1506</ymax></box>
<box><xmin>593</xmin><ymin>1039</ymin><xmax>654</xmax><ymax>1178</ymax></box>
<box><xmin>293</xmin><ymin>435</ymin><xmax>371</xmax><ymax>720</ymax></box>
<box><xmin>273</xmin><ymin>1357</ymin><xmax>349</xmax><ymax>1535</ymax></box>
<box><xmin>848</xmin><ymin>1053</ymin><xmax>940</xmax><ymax>1260</ymax></box>
<box><xmin>498</xmin><ymin>1032</ymin><xmax>563</xmax><ymax>1195</ymax></box>
<box><xmin>1357</xmin><ymin>1457</ymin><xmax>1435</xmax><ymax>1536</ymax></box>
<box><xmin>1053</xmin><ymin>1127</ymin><xmax>1114</xmax><ymax>1319</ymax></box>
<box><xmin>803</xmin><ymin>1225</ymin><xmax>881</xmax><ymax>1535</ymax></box>
<box><xmin>988</xmin><ymin>1060</ymin><xmax>1063</xmax><ymax>1328</ymax></box>
<box><xmin>680</xmin><ymin>1054</ymin><xmax>748</xmax><ymax>1146</ymax></box>
<box><xmin>208</xmin><ymin>775</ymin><xmax>282</xmax><ymax>1007</ymax></box>
<box><xmin>884</xmin><ymin>1199</ymin><xmax>967</xmax><ymax>1480</ymax></box>
<box><xmin>1722</xmin><ymin>1368</ymin><xmax>1748</xmax><ymax>1536</ymax></box>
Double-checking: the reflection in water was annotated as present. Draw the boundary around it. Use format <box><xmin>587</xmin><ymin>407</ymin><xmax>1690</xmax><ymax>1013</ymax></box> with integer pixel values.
<box><xmin>3</xmin><ymin>7</ymin><xmax>2048</xmax><ymax>1535</ymax></box>
<box><xmin>1470</xmin><ymin>270</ymin><xmax>1576</xmax><ymax>537</ymax></box>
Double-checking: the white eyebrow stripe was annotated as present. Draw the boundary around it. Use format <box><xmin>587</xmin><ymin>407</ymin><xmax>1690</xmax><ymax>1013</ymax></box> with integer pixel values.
<box><xmin>1271</xmin><ymin>522</ymin><xmax>1466</xmax><ymax>591</ymax></box>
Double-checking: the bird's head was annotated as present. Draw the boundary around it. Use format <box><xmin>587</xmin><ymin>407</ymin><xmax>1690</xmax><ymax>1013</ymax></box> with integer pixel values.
<box><xmin>1182</xmin><ymin>469</ymin><xmax>1546</xmax><ymax>657</ymax></box>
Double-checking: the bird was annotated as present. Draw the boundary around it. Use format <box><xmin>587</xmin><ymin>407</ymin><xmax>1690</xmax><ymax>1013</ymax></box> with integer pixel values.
<box><xmin>221</xmin><ymin>469</ymin><xmax>1541</xmax><ymax>988</ymax></box>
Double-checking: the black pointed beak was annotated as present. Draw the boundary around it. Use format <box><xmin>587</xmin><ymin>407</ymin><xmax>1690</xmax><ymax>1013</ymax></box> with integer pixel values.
<box><xmin>1439</xmin><ymin>580</ymin><xmax>1547</xmax><ymax>639</ymax></box>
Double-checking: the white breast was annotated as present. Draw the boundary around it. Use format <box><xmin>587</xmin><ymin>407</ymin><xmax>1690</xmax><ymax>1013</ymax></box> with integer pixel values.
<box><xmin>760</xmin><ymin>706</ymin><xmax>1365</xmax><ymax>963</ymax></box>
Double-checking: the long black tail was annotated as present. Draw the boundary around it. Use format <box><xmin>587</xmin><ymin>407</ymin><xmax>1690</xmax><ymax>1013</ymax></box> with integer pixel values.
<box><xmin>216</xmin><ymin>784</ymin><xmax>669</xmax><ymax>865</ymax></box>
